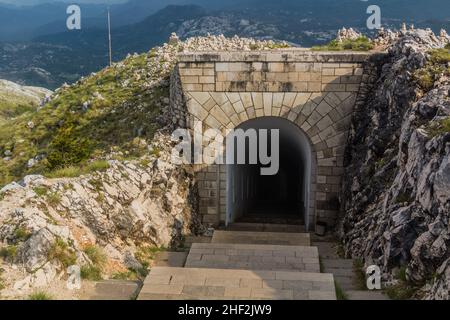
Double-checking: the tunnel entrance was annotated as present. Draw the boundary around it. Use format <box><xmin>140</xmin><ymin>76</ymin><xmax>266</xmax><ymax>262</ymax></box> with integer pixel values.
<box><xmin>226</xmin><ymin>117</ymin><xmax>313</xmax><ymax>227</ymax></box>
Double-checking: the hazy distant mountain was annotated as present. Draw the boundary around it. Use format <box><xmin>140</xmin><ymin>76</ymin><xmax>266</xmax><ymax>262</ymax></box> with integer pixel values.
<box><xmin>0</xmin><ymin>0</ymin><xmax>125</xmax><ymax>5</ymax></box>
<box><xmin>0</xmin><ymin>1</ymin><xmax>449</xmax><ymax>88</ymax></box>
<box><xmin>0</xmin><ymin>5</ymin><xmax>207</xmax><ymax>88</ymax></box>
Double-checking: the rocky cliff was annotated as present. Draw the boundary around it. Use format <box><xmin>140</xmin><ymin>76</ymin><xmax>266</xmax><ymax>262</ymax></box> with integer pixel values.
<box><xmin>340</xmin><ymin>29</ymin><xmax>450</xmax><ymax>299</ymax></box>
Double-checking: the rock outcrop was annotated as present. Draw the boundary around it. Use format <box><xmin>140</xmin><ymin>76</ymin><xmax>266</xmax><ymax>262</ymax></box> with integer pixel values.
<box><xmin>340</xmin><ymin>29</ymin><xmax>450</xmax><ymax>300</ymax></box>
<box><xmin>0</xmin><ymin>132</ymin><xmax>200</xmax><ymax>297</ymax></box>
<box><xmin>0</xmin><ymin>79</ymin><xmax>52</xmax><ymax>106</ymax></box>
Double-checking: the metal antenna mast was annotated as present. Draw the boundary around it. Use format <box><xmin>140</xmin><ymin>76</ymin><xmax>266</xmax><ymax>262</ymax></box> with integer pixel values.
<box><xmin>107</xmin><ymin>7</ymin><xmax>112</xmax><ymax>66</ymax></box>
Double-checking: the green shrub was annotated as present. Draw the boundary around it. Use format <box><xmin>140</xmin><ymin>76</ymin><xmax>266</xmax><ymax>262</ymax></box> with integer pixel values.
<box><xmin>335</xmin><ymin>281</ymin><xmax>349</xmax><ymax>300</ymax></box>
<box><xmin>414</xmin><ymin>48</ymin><xmax>450</xmax><ymax>91</ymax></box>
<box><xmin>14</xmin><ymin>227</ymin><xmax>32</xmax><ymax>242</ymax></box>
<box><xmin>430</xmin><ymin>48</ymin><xmax>450</xmax><ymax>64</ymax></box>
<box><xmin>0</xmin><ymin>268</ymin><xmax>5</xmax><ymax>290</ymax></box>
<box><xmin>353</xmin><ymin>259</ymin><xmax>368</xmax><ymax>290</ymax></box>
<box><xmin>28</xmin><ymin>291</ymin><xmax>53</xmax><ymax>300</ymax></box>
<box><xmin>396</xmin><ymin>266</ymin><xmax>408</xmax><ymax>282</ymax></box>
<box><xmin>80</xmin><ymin>245</ymin><xmax>107</xmax><ymax>281</ymax></box>
<box><xmin>445</xmin><ymin>43</ymin><xmax>450</xmax><ymax>50</ymax></box>
<box><xmin>150</xmin><ymin>147</ymin><xmax>161</xmax><ymax>157</ymax></box>
<box><xmin>427</xmin><ymin>117</ymin><xmax>450</xmax><ymax>137</ymax></box>
<box><xmin>45</xmin><ymin>166</ymin><xmax>82</xmax><ymax>178</ymax></box>
<box><xmin>139</xmin><ymin>159</ymin><xmax>151</xmax><ymax>167</ymax></box>
<box><xmin>84</xmin><ymin>160</ymin><xmax>110</xmax><ymax>173</ymax></box>
<box><xmin>46</xmin><ymin>192</ymin><xmax>61</xmax><ymax>207</ymax></box>
<box><xmin>384</xmin><ymin>266</ymin><xmax>418</xmax><ymax>300</ymax></box>
<box><xmin>47</xmin><ymin>238</ymin><xmax>77</xmax><ymax>268</ymax></box>
<box><xmin>312</xmin><ymin>36</ymin><xmax>374</xmax><ymax>52</ymax></box>
<box><xmin>45</xmin><ymin>160</ymin><xmax>110</xmax><ymax>179</ymax></box>
<box><xmin>384</xmin><ymin>283</ymin><xmax>416</xmax><ymax>300</ymax></box>
<box><xmin>0</xmin><ymin>245</ymin><xmax>17</xmax><ymax>261</ymax></box>
<box><xmin>33</xmin><ymin>186</ymin><xmax>48</xmax><ymax>197</ymax></box>
<box><xmin>112</xmin><ymin>270</ymin><xmax>139</xmax><ymax>281</ymax></box>
<box><xmin>95</xmin><ymin>193</ymin><xmax>105</xmax><ymax>203</ymax></box>
<box><xmin>46</xmin><ymin>125</ymin><xmax>92</xmax><ymax>170</ymax></box>
<box><xmin>80</xmin><ymin>265</ymin><xmax>102</xmax><ymax>281</ymax></box>
<box><xmin>135</xmin><ymin>246</ymin><xmax>164</xmax><ymax>268</ymax></box>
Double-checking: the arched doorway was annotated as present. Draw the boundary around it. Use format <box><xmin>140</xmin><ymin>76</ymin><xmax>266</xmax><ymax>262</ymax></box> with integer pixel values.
<box><xmin>226</xmin><ymin>117</ymin><xmax>314</xmax><ymax>227</ymax></box>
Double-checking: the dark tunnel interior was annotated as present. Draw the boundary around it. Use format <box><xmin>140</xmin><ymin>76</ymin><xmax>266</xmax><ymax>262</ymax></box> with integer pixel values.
<box><xmin>226</xmin><ymin>117</ymin><xmax>312</xmax><ymax>225</ymax></box>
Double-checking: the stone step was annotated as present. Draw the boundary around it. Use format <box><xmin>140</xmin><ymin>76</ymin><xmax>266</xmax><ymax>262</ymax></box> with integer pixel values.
<box><xmin>226</xmin><ymin>223</ymin><xmax>306</xmax><ymax>233</ymax></box>
<box><xmin>313</xmin><ymin>241</ymin><xmax>343</xmax><ymax>259</ymax></box>
<box><xmin>88</xmin><ymin>280</ymin><xmax>141</xmax><ymax>300</ymax></box>
<box><xmin>139</xmin><ymin>267</ymin><xmax>336</xmax><ymax>300</ymax></box>
<box><xmin>321</xmin><ymin>258</ymin><xmax>354</xmax><ymax>269</ymax></box>
<box><xmin>334</xmin><ymin>276</ymin><xmax>357</xmax><ymax>290</ymax></box>
<box><xmin>153</xmin><ymin>251</ymin><xmax>188</xmax><ymax>268</ymax></box>
<box><xmin>184</xmin><ymin>235</ymin><xmax>212</xmax><ymax>249</ymax></box>
<box><xmin>323</xmin><ymin>267</ymin><xmax>354</xmax><ymax>277</ymax></box>
<box><xmin>212</xmin><ymin>230</ymin><xmax>311</xmax><ymax>246</ymax></box>
<box><xmin>185</xmin><ymin>243</ymin><xmax>320</xmax><ymax>272</ymax></box>
<box><xmin>346</xmin><ymin>290</ymin><xmax>389</xmax><ymax>300</ymax></box>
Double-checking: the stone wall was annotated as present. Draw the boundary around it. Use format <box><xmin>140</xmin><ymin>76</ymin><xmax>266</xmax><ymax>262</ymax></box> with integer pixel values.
<box><xmin>172</xmin><ymin>50</ymin><xmax>381</xmax><ymax>230</ymax></box>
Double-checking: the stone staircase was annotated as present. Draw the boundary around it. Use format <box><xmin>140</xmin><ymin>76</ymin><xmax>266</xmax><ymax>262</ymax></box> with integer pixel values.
<box><xmin>313</xmin><ymin>241</ymin><xmax>389</xmax><ymax>300</ymax></box>
<box><xmin>138</xmin><ymin>227</ymin><xmax>337</xmax><ymax>300</ymax></box>
<box><xmin>185</xmin><ymin>243</ymin><xmax>320</xmax><ymax>272</ymax></box>
<box><xmin>211</xmin><ymin>230</ymin><xmax>310</xmax><ymax>246</ymax></box>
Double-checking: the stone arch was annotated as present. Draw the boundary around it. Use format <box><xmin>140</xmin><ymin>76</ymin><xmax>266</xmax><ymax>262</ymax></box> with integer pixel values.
<box><xmin>185</xmin><ymin>90</ymin><xmax>356</xmax><ymax>230</ymax></box>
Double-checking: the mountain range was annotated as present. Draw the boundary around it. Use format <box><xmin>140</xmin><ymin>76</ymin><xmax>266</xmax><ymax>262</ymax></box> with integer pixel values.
<box><xmin>0</xmin><ymin>0</ymin><xmax>449</xmax><ymax>88</ymax></box>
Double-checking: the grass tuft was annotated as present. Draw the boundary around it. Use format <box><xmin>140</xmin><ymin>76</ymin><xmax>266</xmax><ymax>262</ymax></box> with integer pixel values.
<box><xmin>14</xmin><ymin>227</ymin><xmax>32</xmax><ymax>242</ymax></box>
<box><xmin>45</xmin><ymin>160</ymin><xmax>110</xmax><ymax>179</ymax></box>
<box><xmin>414</xmin><ymin>48</ymin><xmax>450</xmax><ymax>91</ymax></box>
<box><xmin>47</xmin><ymin>238</ymin><xmax>77</xmax><ymax>268</ymax></box>
<box><xmin>80</xmin><ymin>265</ymin><xmax>103</xmax><ymax>281</ymax></box>
<box><xmin>83</xmin><ymin>245</ymin><xmax>106</xmax><ymax>267</ymax></box>
<box><xmin>384</xmin><ymin>266</ymin><xmax>418</xmax><ymax>300</ymax></box>
<box><xmin>426</xmin><ymin>116</ymin><xmax>450</xmax><ymax>137</ymax></box>
<box><xmin>353</xmin><ymin>259</ymin><xmax>368</xmax><ymax>290</ymax></box>
<box><xmin>335</xmin><ymin>281</ymin><xmax>349</xmax><ymax>300</ymax></box>
<box><xmin>133</xmin><ymin>246</ymin><xmax>165</xmax><ymax>277</ymax></box>
<box><xmin>80</xmin><ymin>244</ymin><xmax>107</xmax><ymax>281</ymax></box>
<box><xmin>0</xmin><ymin>268</ymin><xmax>5</xmax><ymax>291</ymax></box>
<box><xmin>28</xmin><ymin>291</ymin><xmax>53</xmax><ymax>300</ymax></box>
<box><xmin>33</xmin><ymin>186</ymin><xmax>48</xmax><ymax>197</ymax></box>
<box><xmin>0</xmin><ymin>245</ymin><xmax>17</xmax><ymax>261</ymax></box>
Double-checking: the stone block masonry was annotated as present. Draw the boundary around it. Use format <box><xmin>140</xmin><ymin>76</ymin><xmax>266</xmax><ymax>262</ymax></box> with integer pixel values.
<box><xmin>171</xmin><ymin>49</ymin><xmax>382</xmax><ymax>230</ymax></box>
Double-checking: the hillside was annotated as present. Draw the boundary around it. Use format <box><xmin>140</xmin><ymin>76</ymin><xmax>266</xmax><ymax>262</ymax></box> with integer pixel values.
<box><xmin>0</xmin><ymin>34</ymin><xmax>287</xmax><ymax>187</ymax></box>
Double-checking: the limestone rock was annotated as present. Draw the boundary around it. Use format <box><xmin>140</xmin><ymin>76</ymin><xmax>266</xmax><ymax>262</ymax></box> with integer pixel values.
<box><xmin>337</xmin><ymin>27</ymin><xmax>361</xmax><ymax>42</ymax></box>
<box><xmin>18</xmin><ymin>229</ymin><xmax>56</xmax><ymax>273</ymax></box>
<box><xmin>340</xmin><ymin>29</ymin><xmax>450</xmax><ymax>300</ymax></box>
